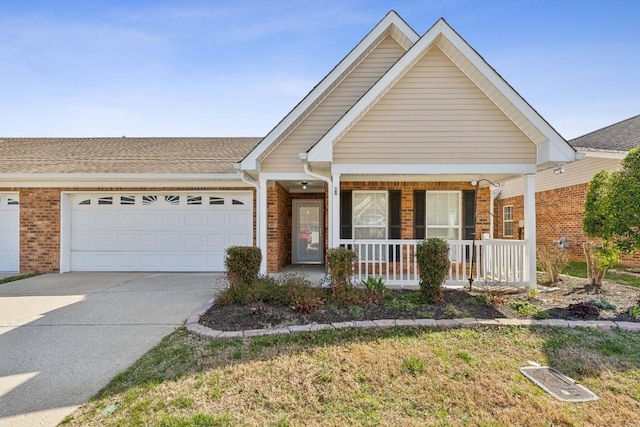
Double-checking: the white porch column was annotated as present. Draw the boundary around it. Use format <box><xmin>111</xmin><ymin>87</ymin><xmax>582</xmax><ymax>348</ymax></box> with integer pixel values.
<box><xmin>258</xmin><ymin>178</ymin><xmax>268</xmax><ymax>274</ymax></box>
<box><xmin>331</xmin><ymin>173</ymin><xmax>341</xmax><ymax>248</ymax></box>
<box><xmin>523</xmin><ymin>173</ymin><xmax>536</xmax><ymax>289</ymax></box>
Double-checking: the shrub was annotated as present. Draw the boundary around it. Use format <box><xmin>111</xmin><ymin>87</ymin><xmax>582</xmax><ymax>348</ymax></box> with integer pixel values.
<box><xmin>361</xmin><ymin>276</ymin><xmax>386</xmax><ymax>302</ymax></box>
<box><xmin>215</xmin><ymin>275</ymin><xmax>280</xmax><ymax>306</ymax></box>
<box><xmin>629</xmin><ymin>302</ymin><xmax>640</xmax><ymax>319</ymax></box>
<box><xmin>537</xmin><ymin>245</ymin><xmax>569</xmax><ymax>283</ymax></box>
<box><xmin>224</xmin><ymin>246</ymin><xmax>261</xmax><ymax>289</ymax></box>
<box><xmin>281</xmin><ymin>275</ymin><xmax>323</xmax><ymax>314</ymax></box>
<box><xmin>327</xmin><ymin>247</ymin><xmax>358</xmax><ymax>288</ymax></box>
<box><xmin>589</xmin><ymin>298</ymin><xmax>617</xmax><ymax>311</ymax></box>
<box><xmin>583</xmin><ymin>241</ymin><xmax>619</xmax><ymax>288</ymax></box>
<box><xmin>416</xmin><ymin>238</ymin><xmax>449</xmax><ymax>303</ymax></box>
<box><xmin>509</xmin><ymin>300</ymin><xmax>548</xmax><ymax>318</ymax></box>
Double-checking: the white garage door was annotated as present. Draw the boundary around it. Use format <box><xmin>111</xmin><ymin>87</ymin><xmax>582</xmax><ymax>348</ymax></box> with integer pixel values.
<box><xmin>0</xmin><ymin>194</ymin><xmax>19</xmax><ymax>272</ymax></box>
<box><xmin>69</xmin><ymin>192</ymin><xmax>253</xmax><ymax>271</ymax></box>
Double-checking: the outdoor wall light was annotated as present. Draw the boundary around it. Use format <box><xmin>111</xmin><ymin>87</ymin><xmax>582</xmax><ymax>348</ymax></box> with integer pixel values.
<box><xmin>554</xmin><ymin>166</ymin><xmax>565</xmax><ymax>175</ymax></box>
<box><xmin>301</xmin><ymin>181</ymin><xmax>308</xmax><ymax>190</ymax></box>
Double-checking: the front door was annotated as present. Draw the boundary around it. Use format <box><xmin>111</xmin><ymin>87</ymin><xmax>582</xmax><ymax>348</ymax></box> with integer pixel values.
<box><xmin>292</xmin><ymin>200</ymin><xmax>323</xmax><ymax>264</ymax></box>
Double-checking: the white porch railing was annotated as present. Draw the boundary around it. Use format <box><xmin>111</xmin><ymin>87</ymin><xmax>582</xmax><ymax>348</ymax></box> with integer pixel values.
<box><xmin>338</xmin><ymin>239</ymin><xmax>529</xmax><ymax>287</ymax></box>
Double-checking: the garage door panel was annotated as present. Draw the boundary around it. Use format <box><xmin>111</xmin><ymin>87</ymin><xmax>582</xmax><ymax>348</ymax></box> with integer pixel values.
<box><xmin>230</xmin><ymin>212</ymin><xmax>252</xmax><ymax>227</ymax></box>
<box><xmin>161</xmin><ymin>213</ymin><xmax>182</xmax><ymax>228</ymax></box>
<box><xmin>184</xmin><ymin>213</ymin><xmax>205</xmax><ymax>227</ymax></box>
<box><xmin>184</xmin><ymin>234</ymin><xmax>205</xmax><ymax>249</ymax></box>
<box><xmin>229</xmin><ymin>233</ymin><xmax>252</xmax><ymax>246</ymax></box>
<box><xmin>70</xmin><ymin>192</ymin><xmax>252</xmax><ymax>272</ymax></box>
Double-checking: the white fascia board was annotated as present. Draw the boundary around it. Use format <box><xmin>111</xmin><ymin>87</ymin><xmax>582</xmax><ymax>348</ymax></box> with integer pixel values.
<box><xmin>308</xmin><ymin>22</ymin><xmax>444</xmax><ymax>163</ymax></box>
<box><xmin>436</xmin><ymin>22</ymin><xmax>577</xmax><ymax>163</ymax></box>
<box><xmin>0</xmin><ymin>173</ymin><xmax>245</xmax><ymax>188</ymax></box>
<box><xmin>239</xmin><ymin>11</ymin><xmax>418</xmax><ymax>171</ymax></box>
<box><xmin>331</xmin><ymin>163</ymin><xmax>536</xmax><ymax>175</ymax></box>
<box><xmin>578</xmin><ymin>149</ymin><xmax>626</xmax><ymax>160</ymax></box>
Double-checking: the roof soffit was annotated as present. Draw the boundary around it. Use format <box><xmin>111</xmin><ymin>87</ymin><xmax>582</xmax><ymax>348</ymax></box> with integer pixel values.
<box><xmin>307</xmin><ymin>18</ymin><xmax>577</xmax><ymax>166</ymax></box>
<box><xmin>237</xmin><ymin>10</ymin><xmax>419</xmax><ymax>172</ymax></box>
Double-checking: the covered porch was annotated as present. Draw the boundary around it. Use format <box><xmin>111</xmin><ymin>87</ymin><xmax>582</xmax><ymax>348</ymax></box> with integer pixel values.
<box><xmin>255</xmin><ymin>175</ymin><xmax>537</xmax><ymax>288</ymax></box>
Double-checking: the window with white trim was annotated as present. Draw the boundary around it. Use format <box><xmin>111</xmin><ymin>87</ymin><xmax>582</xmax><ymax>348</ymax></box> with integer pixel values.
<box><xmin>503</xmin><ymin>205</ymin><xmax>514</xmax><ymax>237</ymax></box>
<box><xmin>353</xmin><ymin>191</ymin><xmax>387</xmax><ymax>240</ymax></box>
<box><xmin>425</xmin><ymin>191</ymin><xmax>461</xmax><ymax>239</ymax></box>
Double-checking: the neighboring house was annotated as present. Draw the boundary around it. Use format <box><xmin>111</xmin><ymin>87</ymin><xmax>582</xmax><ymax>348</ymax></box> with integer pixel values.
<box><xmin>0</xmin><ymin>11</ymin><xmax>580</xmax><ymax>288</ymax></box>
<box><xmin>495</xmin><ymin>114</ymin><xmax>640</xmax><ymax>267</ymax></box>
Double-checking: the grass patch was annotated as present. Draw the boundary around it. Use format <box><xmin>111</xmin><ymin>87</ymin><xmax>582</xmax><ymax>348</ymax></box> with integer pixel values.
<box><xmin>563</xmin><ymin>261</ymin><xmax>640</xmax><ymax>288</ymax></box>
<box><xmin>0</xmin><ymin>273</ymin><xmax>39</xmax><ymax>285</ymax></box>
<box><xmin>64</xmin><ymin>326</ymin><xmax>640</xmax><ymax>426</ymax></box>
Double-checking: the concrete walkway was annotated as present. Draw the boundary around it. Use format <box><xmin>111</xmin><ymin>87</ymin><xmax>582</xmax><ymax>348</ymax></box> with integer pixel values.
<box><xmin>0</xmin><ymin>272</ymin><xmax>224</xmax><ymax>427</ymax></box>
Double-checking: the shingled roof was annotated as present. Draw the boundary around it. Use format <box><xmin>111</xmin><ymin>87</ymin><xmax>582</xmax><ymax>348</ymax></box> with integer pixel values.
<box><xmin>0</xmin><ymin>137</ymin><xmax>261</xmax><ymax>174</ymax></box>
<box><xmin>570</xmin><ymin>114</ymin><xmax>640</xmax><ymax>153</ymax></box>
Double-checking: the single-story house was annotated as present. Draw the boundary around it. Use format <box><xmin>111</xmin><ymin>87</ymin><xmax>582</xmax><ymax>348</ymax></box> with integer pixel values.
<box><xmin>0</xmin><ymin>11</ymin><xmax>580</xmax><ymax>288</ymax></box>
<box><xmin>495</xmin><ymin>114</ymin><xmax>640</xmax><ymax>267</ymax></box>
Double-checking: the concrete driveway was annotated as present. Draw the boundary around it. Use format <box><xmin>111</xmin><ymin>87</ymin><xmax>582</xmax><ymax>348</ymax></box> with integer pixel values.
<box><xmin>0</xmin><ymin>272</ymin><xmax>224</xmax><ymax>426</ymax></box>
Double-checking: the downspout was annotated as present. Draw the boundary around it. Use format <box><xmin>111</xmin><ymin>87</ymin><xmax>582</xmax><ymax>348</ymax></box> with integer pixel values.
<box><xmin>300</xmin><ymin>153</ymin><xmax>333</xmax><ymax>248</ymax></box>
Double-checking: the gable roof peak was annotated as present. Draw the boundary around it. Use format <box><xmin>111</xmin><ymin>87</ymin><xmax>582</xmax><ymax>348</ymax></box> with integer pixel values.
<box><xmin>307</xmin><ymin>15</ymin><xmax>578</xmax><ymax>166</ymax></box>
<box><xmin>237</xmin><ymin>10</ymin><xmax>419</xmax><ymax>171</ymax></box>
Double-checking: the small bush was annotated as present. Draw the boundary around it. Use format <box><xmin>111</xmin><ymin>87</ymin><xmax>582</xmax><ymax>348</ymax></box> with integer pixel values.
<box><xmin>327</xmin><ymin>247</ymin><xmax>358</xmax><ymax>288</ymax></box>
<box><xmin>589</xmin><ymin>298</ymin><xmax>617</xmax><ymax>311</ymax></box>
<box><xmin>509</xmin><ymin>301</ymin><xmax>544</xmax><ymax>317</ymax></box>
<box><xmin>215</xmin><ymin>275</ymin><xmax>281</xmax><ymax>306</ymax></box>
<box><xmin>361</xmin><ymin>276</ymin><xmax>386</xmax><ymax>302</ymax></box>
<box><xmin>224</xmin><ymin>246</ymin><xmax>261</xmax><ymax>289</ymax></box>
<box><xmin>416</xmin><ymin>238</ymin><xmax>449</xmax><ymax>303</ymax></box>
<box><xmin>281</xmin><ymin>275</ymin><xmax>323</xmax><ymax>314</ymax></box>
<box><xmin>330</xmin><ymin>283</ymin><xmax>366</xmax><ymax>307</ymax></box>
<box><xmin>583</xmin><ymin>241</ymin><xmax>619</xmax><ymax>288</ymax></box>
<box><xmin>537</xmin><ymin>245</ymin><xmax>569</xmax><ymax>283</ymax></box>
<box><xmin>629</xmin><ymin>302</ymin><xmax>640</xmax><ymax>319</ymax></box>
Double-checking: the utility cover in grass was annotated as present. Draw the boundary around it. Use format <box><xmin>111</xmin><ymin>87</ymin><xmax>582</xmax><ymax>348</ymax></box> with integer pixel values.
<box><xmin>519</xmin><ymin>366</ymin><xmax>598</xmax><ymax>402</ymax></box>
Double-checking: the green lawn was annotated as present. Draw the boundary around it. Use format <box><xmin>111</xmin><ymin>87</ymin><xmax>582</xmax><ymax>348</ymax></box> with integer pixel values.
<box><xmin>562</xmin><ymin>262</ymin><xmax>640</xmax><ymax>288</ymax></box>
<box><xmin>63</xmin><ymin>326</ymin><xmax>640</xmax><ymax>427</ymax></box>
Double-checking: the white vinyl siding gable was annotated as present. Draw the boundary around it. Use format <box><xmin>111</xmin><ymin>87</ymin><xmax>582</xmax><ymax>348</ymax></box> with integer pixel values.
<box><xmin>333</xmin><ymin>46</ymin><xmax>536</xmax><ymax>165</ymax></box>
<box><xmin>261</xmin><ymin>36</ymin><xmax>407</xmax><ymax>173</ymax></box>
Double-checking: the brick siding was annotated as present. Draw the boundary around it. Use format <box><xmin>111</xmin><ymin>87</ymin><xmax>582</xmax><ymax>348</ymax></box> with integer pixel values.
<box><xmin>495</xmin><ymin>184</ymin><xmax>640</xmax><ymax>267</ymax></box>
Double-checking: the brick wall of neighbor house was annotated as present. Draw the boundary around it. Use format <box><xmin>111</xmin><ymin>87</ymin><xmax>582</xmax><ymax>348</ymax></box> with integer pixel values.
<box><xmin>341</xmin><ymin>181</ymin><xmax>491</xmax><ymax>241</ymax></box>
<box><xmin>495</xmin><ymin>185</ymin><xmax>640</xmax><ymax>267</ymax></box>
<box><xmin>4</xmin><ymin>186</ymin><xmax>256</xmax><ymax>273</ymax></box>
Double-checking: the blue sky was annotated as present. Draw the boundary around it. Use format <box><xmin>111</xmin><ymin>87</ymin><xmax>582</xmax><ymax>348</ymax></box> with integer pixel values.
<box><xmin>1</xmin><ymin>0</ymin><xmax>638</xmax><ymax>140</ymax></box>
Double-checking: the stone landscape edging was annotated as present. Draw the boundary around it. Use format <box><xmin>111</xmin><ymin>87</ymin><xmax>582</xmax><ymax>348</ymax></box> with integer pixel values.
<box><xmin>185</xmin><ymin>299</ymin><xmax>640</xmax><ymax>339</ymax></box>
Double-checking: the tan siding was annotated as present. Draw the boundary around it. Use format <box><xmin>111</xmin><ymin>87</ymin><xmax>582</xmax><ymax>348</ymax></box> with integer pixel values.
<box><xmin>261</xmin><ymin>36</ymin><xmax>406</xmax><ymax>173</ymax></box>
<box><xmin>436</xmin><ymin>37</ymin><xmax>547</xmax><ymax>145</ymax></box>
<box><xmin>498</xmin><ymin>157</ymin><xmax>622</xmax><ymax>199</ymax></box>
<box><xmin>334</xmin><ymin>46</ymin><xmax>536</xmax><ymax>164</ymax></box>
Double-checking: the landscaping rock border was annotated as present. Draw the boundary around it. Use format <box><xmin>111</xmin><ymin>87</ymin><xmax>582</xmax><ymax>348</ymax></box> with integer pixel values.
<box><xmin>186</xmin><ymin>299</ymin><xmax>640</xmax><ymax>339</ymax></box>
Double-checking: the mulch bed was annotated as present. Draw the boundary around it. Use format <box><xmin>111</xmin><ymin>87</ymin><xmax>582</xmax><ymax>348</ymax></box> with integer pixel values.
<box><xmin>199</xmin><ymin>275</ymin><xmax>640</xmax><ymax>332</ymax></box>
